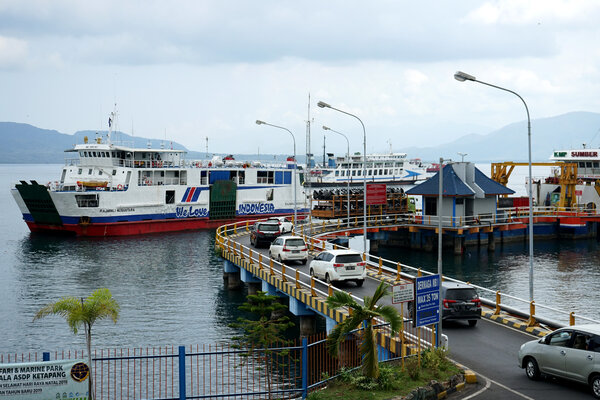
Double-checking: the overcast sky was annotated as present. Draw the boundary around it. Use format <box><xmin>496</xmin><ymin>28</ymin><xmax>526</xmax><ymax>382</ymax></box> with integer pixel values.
<box><xmin>1</xmin><ymin>0</ymin><xmax>599</xmax><ymax>156</ymax></box>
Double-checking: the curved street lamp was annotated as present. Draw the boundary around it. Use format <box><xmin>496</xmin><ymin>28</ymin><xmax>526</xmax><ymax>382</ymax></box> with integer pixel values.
<box><xmin>322</xmin><ymin>125</ymin><xmax>351</xmax><ymax>226</ymax></box>
<box><xmin>454</xmin><ymin>71</ymin><xmax>534</xmax><ymax>303</ymax></box>
<box><xmin>255</xmin><ymin>120</ymin><xmax>297</xmax><ymax>225</ymax></box>
<box><xmin>318</xmin><ymin>101</ymin><xmax>368</xmax><ymax>253</ymax></box>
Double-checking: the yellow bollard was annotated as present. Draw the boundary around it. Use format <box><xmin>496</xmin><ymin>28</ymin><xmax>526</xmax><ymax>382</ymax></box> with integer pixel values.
<box><xmin>494</xmin><ymin>291</ymin><xmax>501</xmax><ymax>315</ymax></box>
<box><xmin>259</xmin><ymin>253</ymin><xmax>263</xmax><ymax>269</ymax></box>
<box><xmin>269</xmin><ymin>258</ymin><xmax>274</xmax><ymax>275</ymax></box>
<box><xmin>322</xmin><ymin>220</ymin><xmax>325</xmax><ymax>233</ymax></box>
<box><xmin>295</xmin><ymin>269</ymin><xmax>301</xmax><ymax>289</ymax></box>
<box><xmin>249</xmin><ymin>248</ymin><xmax>253</xmax><ymax>261</ymax></box>
<box><xmin>396</xmin><ymin>262</ymin><xmax>401</xmax><ymax>281</ymax></box>
<box><xmin>570</xmin><ymin>311</ymin><xmax>576</xmax><ymax>326</ymax></box>
<box><xmin>417</xmin><ymin>268</ymin><xmax>422</xmax><ymax>277</ymax></box>
<box><xmin>310</xmin><ymin>277</ymin><xmax>316</xmax><ymax>297</ymax></box>
<box><xmin>378</xmin><ymin>257</ymin><xmax>383</xmax><ymax>275</ymax></box>
<box><xmin>246</xmin><ymin>221</ymin><xmax>249</xmax><ymax>232</ymax></box>
<box><xmin>527</xmin><ymin>301</ymin><xmax>536</xmax><ymax>327</ymax></box>
<box><xmin>281</xmin><ymin>264</ymin><xmax>287</xmax><ymax>282</ymax></box>
<box><xmin>234</xmin><ymin>223</ymin><xmax>237</xmax><ymax>235</ymax></box>
<box><xmin>328</xmin><ymin>284</ymin><xmax>333</xmax><ymax>296</ymax></box>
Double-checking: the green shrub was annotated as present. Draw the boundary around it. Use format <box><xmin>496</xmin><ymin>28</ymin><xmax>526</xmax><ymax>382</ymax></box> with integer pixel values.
<box><xmin>405</xmin><ymin>356</ymin><xmax>421</xmax><ymax>380</ymax></box>
<box><xmin>377</xmin><ymin>364</ymin><xmax>398</xmax><ymax>390</ymax></box>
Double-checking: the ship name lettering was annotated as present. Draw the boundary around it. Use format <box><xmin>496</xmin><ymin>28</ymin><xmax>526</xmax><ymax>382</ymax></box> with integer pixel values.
<box><xmin>176</xmin><ymin>206</ymin><xmax>209</xmax><ymax>218</ymax></box>
<box><xmin>237</xmin><ymin>203</ymin><xmax>275</xmax><ymax>215</ymax></box>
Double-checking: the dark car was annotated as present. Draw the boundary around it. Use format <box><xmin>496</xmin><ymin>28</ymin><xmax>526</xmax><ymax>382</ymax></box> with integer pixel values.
<box><xmin>441</xmin><ymin>282</ymin><xmax>481</xmax><ymax>326</ymax></box>
<box><xmin>408</xmin><ymin>281</ymin><xmax>481</xmax><ymax>327</ymax></box>
<box><xmin>250</xmin><ymin>222</ymin><xmax>281</xmax><ymax>247</ymax></box>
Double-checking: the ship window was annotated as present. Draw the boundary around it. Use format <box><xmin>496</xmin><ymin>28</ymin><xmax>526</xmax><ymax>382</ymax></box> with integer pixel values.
<box><xmin>379</xmin><ymin>169</ymin><xmax>383</xmax><ymax>175</ymax></box>
<box><xmin>75</xmin><ymin>194</ymin><xmax>99</xmax><ymax>208</ymax></box>
<box><xmin>93</xmin><ymin>152</ymin><xmax>97</xmax><ymax>157</ymax></box>
<box><xmin>595</xmin><ymin>162</ymin><xmax>599</xmax><ymax>168</ymax></box>
<box><xmin>112</xmin><ymin>170</ymin><xmax>116</xmax><ymax>175</ymax></box>
<box><xmin>580</xmin><ymin>162</ymin><xmax>586</xmax><ymax>168</ymax></box>
<box><xmin>201</xmin><ymin>171</ymin><xmax>207</xmax><ymax>185</ymax></box>
<box><xmin>587</xmin><ymin>162</ymin><xmax>593</xmax><ymax>168</ymax></box>
<box><xmin>335</xmin><ymin>171</ymin><xmax>339</xmax><ymax>176</ymax></box>
<box><xmin>368</xmin><ymin>169</ymin><xmax>372</xmax><ymax>175</ymax></box>
<box><xmin>165</xmin><ymin>190</ymin><xmax>175</xmax><ymax>204</ymax></box>
<box><xmin>352</xmin><ymin>170</ymin><xmax>356</xmax><ymax>176</ymax></box>
<box><xmin>78</xmin><ymin>168</ymin><xmax>82</xmax><ymax>175</ymax></box>
<box><xmin>88</xmin><ymin>169</ymin><xmax>92</xmax><ymax>175</ymax></box>
<box><xmin>373</xmin><ymin>170</ymin><xmax>377</xmax><ymax>175</ymax></box>
<box><xmin>384</xmin><ymin>169</ymin><xmax>388</xmax><ymax>175</ymax></box>
<box><xmin>257</xmin><ymin>171</ymin><xmax>274</xmax><ymax>184</ymax></box>
<box><xmin>98</xmin><ymin>170</ymin><xmax>103</xmax><ymax>175</ymax></box>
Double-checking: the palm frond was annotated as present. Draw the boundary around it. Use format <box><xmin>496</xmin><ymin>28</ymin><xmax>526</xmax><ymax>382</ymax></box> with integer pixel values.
<box><xmin>375</xmin><ymin>305</ymin><xmax>402</xmax><ymax>335</ymax></box>
<box><xmin>326</xmin><ymin>291</ymin><xmax>358</xmax><ymax>310</ymax></box>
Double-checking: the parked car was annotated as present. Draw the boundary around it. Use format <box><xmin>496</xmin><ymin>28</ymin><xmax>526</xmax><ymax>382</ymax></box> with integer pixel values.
<box><xmin>266</xmin><ymin>216</ymin><xmax>294</xmax><ymax>233</ymax></box>
<box><xmin>268</xmin><ymin>236</ymin><xmax>308</xmax><ymax>265</ymax></box>
<box><xmin>308</xmin><ymin>249</ymin><xmax>366</xmax><ymax>287</ymax></box>
<box><xmin>249</xmin><ymin>221</ymin><xmax>281</xmax><ymax>247</ymax></box>
<box><xmin>408</xmin><ymin>281</ymin><xmax>481</xmax><ymax>326</ymax></box>
<box><xmin>518</xmin><ymin>324</ymin><xmax>600</xmax><ymax>398</ymax></box>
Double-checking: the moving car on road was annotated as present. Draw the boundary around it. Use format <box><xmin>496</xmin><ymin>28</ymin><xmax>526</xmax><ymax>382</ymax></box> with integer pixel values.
<box><xmin>266</xmin><ymin>216</ymin><xmax>294</xmax><ymax>233</ymax></box>
<box><xmin>268</xmin><ymin>236</ymin><xmax>308</xmax><ymax>265</ymax></box>
<box><xmin>249</xmin><ymin>221</ymin><xmax>281</xmax><ymax>248</ymax></box>
<box><xmin>309</xmin><ymin>249</ymin><xmax>366</xmax><ymax>287</ymax></box>
<box><xmin>518</xmin><ymin>324</ymin><xmax>600</xmax><ymax>399</ymax></box>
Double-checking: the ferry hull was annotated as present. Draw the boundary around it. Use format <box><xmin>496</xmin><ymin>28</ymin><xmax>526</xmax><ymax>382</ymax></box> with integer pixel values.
<box><xmin>23</xmin><ymin>214</ymin><xmax>290</xmax><ymax>237</ymax></box>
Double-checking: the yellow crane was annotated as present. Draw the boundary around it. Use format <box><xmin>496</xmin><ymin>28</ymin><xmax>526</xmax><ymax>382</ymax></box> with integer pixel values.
<box><xmin>491</xmin><ymin>162</ymin><xmax>578</xmax><ymax>208</ymax></box>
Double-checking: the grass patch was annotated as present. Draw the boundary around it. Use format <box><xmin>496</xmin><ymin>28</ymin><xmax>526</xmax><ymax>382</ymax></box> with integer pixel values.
<box><xmin>308</xmin><ymin>349</ymin><xmax>462</xmax><ymax>400</ymax></box>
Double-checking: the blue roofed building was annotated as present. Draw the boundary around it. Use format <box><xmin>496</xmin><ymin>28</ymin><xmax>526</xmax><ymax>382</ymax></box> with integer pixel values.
<box><xmin>406</xmin><ymin>162</ymin><xmax>514</xmax><ymax>226</ymax></box>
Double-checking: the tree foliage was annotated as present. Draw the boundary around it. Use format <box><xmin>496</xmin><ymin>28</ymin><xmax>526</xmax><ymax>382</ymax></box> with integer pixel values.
<box><xmin>33</xmin><ymin>288</ymin><xmax>120</xmax><ymax>400</ymax></box>
<box><xmin>325</xmin><ymin>282</ymin><xmax>402</xmax><ymax>379</ymax></box>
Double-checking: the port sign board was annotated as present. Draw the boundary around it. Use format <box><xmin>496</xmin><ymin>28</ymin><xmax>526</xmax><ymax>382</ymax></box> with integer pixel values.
<box><xmin>392</xmin><ymin>282</ymin><xmax>414</xmax><ymax>304</ymax></box>
<box><xmin>414</xmin><ymin>274</ymin><xmax>440</xmax><ymax>327</ymax></box>
<box><xmin>366</xmin><ymin>183</ymin><xmax>387</xmax><ymax>205</ymax></box>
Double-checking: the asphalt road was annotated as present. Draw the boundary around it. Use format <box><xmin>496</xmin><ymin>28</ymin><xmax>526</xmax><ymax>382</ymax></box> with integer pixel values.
<box><xmin>234</xmin><ymin>232</ymin><xmax>595</xmax><ymax>400</ymax></box>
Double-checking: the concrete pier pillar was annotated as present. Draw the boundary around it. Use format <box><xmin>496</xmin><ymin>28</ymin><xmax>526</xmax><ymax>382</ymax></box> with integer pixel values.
<box><xmin>487</xmin><ymin>233</ymin><xmax>496</xmax><ymax>251</ymax></box>
<box><xmin>247</xmin><ymin>281</ymin><xmax>261</xmax><ymax>295</ymax></box>
<box><xmin>453</xmin><ymin>237</ymin><xmax>463</xmax><ymax>255</ymax></box>
<box><xmin>225</xmin><ymin>272</ymin><xmax>241</xmax><ymax>290</ymax></box>
<box><xmin>299</xmin><ymin>315</ymin><xmax>316</xmax><ymax>337</ymax></box>
<box><xmin>424</xmin><ymin>236</ymin><xmax>434</xmax><ymax>252</ymax></box>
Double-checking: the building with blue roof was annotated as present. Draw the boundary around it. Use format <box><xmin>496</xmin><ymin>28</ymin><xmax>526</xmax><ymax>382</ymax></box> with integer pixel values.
<box><xmin>406</xmin><ymin>162</ymin><xmax>514</xmax><ymax>226</ymax></box>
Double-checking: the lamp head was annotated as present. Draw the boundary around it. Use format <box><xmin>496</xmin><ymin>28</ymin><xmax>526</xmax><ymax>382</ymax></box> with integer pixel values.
<box><xmin>317</xmin><ymin>101</ymin><xmax>330</xmax><ymax>109</ymax></box>
<box><xmin>322</xmin><ymin>125</ymin><xmax>330</xmax><ymax>131</ymax></box>
<box><xmin>454</xmin><ymin>71</ymin><xmax>476</xmax><ymax>82</ymax></box>
<box><xmin>255</xmin><ymin>120</ymin><xmax>265</xmax><ymax>125</ymax></box>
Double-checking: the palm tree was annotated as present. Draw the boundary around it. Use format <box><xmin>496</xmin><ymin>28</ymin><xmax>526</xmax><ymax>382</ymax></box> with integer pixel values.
<box><xmin>33</xmin><ymin>288</ymin><xmax>120</xmax><ymax>399</ymax></box>
<box><xmin>326</xmin><ymin>281</ymin><xmax>402</xmax><ymax>379</ymax></box>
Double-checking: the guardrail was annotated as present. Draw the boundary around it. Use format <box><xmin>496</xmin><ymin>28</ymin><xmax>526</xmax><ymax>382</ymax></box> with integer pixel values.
<box><xmin>217</xmin><ymin>212</ymin><xmax>600</xmax><ymax>333</ymax></box>
<box><xmin>216</xmin><ymin>219</ymin><xmax>440</xmax><ymax>352</ymax></box>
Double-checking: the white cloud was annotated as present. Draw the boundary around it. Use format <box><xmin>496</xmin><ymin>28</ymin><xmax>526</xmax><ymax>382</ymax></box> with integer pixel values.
<box><xmin>0</xmin><ymin>36</ymin><xmax>28</xmax><ymax>69</ymax></box>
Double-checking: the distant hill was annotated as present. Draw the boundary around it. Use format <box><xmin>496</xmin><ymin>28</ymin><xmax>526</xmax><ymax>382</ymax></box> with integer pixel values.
<box><xmin>402</xmin><ymin>111</ymin><xmax>600</xmax><ymax>162</ymax></box>
<box><xmin>2</xmin><ymin>111</ymin><xmax>600</xmax><ymax>163</ymax></box>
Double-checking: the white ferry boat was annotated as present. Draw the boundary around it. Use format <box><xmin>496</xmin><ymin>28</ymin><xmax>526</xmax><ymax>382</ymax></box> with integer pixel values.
<box><xmin>306</xmin><ymin>152</ymin><xmax>432</xmax><ymax>187</ymax></box>
<box><xmin>533</xmin><ymin>146</ymin><xmax>600</xmax><ymax>209</ymax></box>
<box><xmin>12</xmin><ymin>118</ymin><xmax>307</xmax><ymax>236</ymax></box>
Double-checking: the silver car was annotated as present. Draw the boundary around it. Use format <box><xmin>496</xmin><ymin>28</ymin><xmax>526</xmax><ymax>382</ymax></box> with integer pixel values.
<box><xmin>518</xmin><ymin>324</ymin><xmax>600</xmax><ymax>398</ymax></box>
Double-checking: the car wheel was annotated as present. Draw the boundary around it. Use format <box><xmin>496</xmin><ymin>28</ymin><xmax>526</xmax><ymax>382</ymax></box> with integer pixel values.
<box><xmin>309</xmin><ymin>268</ymin><xmax>315</xmax><ymax>278</ymax></box>
<box><xmin>250</xmin><ymin>236</ymin><xmax>255</xmax><ymax>247</ymax></box>
<box><xmin>277</xmin><ymin>254</ymin><xmax>283</xmax><ymax>263</ymax></box>
<box><xmin>268</xmin><ymin>251</ymin><xmax>272</xmax><ymax>258</ymax></box>
<box><xmin>591</xmin><ymin>374</ymin><xmax>600</xmax><ymax>399</ymax></box>
<box><xmin>302</xmin><ymin>258</ymin><xmax>307</xmax><ymax>265</ymax></box>
<box><xmin>325</xmin><ymin>274</ymin><xmax>331</xmax><ymax>284</ymax></box>
<box><xmin>355</xmin><ymin>279</ymin><xmax>364</xmax><ymax>287</ymax></box>
<box><xmin>525</xmin><ymin>357</ymin><xmax>540</xmax><ymax>380</ymax></box>
<box><xmin>468</xmin><ymin>320</ymin><xmax>478</xmax><ymax>327</ymax></box>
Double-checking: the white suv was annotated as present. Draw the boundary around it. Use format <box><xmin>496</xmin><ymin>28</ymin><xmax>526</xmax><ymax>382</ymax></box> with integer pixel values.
<box><xmin>309</xmin><ymin>249</ymin><xmax>366</xmax><ymax>287</ymax></box>
<box><xmin>269</xmin><ymin>236</ymin><xmax>308</xmax><ymax>265</ymax></box>
<box><xmin>266</xmin><ymin>217</ymin><xmax>294</xmax><ymax>233</ymax></box>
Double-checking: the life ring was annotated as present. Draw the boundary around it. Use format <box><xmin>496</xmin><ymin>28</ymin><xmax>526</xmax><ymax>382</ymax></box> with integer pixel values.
<box><xmin>117</xmin><ymin>184</ymin><xmax>123</xmax><ymax>190</ymax></box>
<box><xmin>577</xmin><ymin>179</ymin><xmax>583</xmax><ymax>185</ymax></box>
<box><xmin>144</xmin><ymin>179</ymin><xmax>152</xmax><ymax>185</ymax></box>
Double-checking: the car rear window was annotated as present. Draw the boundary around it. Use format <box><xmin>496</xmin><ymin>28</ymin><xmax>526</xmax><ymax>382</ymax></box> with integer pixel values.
<box><xmin>335</xmin><ymin>254</ymin><xmax>363</xmax><ymax>264</ymax></box>
<box><xmin>285</xmin><ymin>239</ymin><xmax>305</xmax><ymax>247</ymax></box>
<box><xmin>258</xmin><ymin>224</ymin><xmax>279</xmax><ymax>232</ymax></box>
<box><xmin>444</xmin><ymin>288</ymin><xmax>478</xmax><ymax>301</ymax></box>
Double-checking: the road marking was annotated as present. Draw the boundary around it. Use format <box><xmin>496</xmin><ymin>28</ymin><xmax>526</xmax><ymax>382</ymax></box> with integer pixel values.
<box><xmin>461</xmin><ymin>375</ymin><xmax>490</xmax><ymax>399</ymax></box>
<box><xmin>482</xmin><ymin>317</ymin><xmax>540</xmax><ymax>338</ymax></box>
<box><xmin>463</xmin><ymin>371</ymin><xmax>535</xmax><ymax>400</ymax></box>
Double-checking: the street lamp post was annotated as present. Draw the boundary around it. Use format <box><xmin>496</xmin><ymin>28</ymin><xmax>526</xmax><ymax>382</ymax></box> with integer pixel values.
<box><xmin>322</xmin><ymin>125</ymin><xmax>351</xmax><ymax>226</ymax></box>
<box><xmin>318</xmin><ymin>101</ymin><xmax>368</xmax><ymax>253</ymax></box>
<box><xmin>454</xmin><ymin>71</ymin><xmax>534</xmax><ymax>302</ymax></box>
<box><xmin>256</xmin><ymin>120</ymin><xmax>297</xmax><ymax>224</ymax></box>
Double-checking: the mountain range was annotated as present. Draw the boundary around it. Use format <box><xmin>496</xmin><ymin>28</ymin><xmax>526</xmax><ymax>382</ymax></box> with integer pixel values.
<box><xmin>1</xmin><ymin>111</ymin><xmax>600</xmax><ymax>163</ymax></box>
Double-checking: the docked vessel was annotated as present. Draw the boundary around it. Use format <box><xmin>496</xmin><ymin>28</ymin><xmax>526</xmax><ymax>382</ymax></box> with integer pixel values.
<box><xmin>532</xmin><ymin>146</ymin><xmax>600</xmax><ymax>210</ymax></box>
<box><xmin>306</xmin><ymin>152</ymin><xmax>433</xmax><ymax>188</ymax></box>
<box><xmin>12</xmin><ymin>116</ymin><xmax>307</xmax><ymax>236</ymax></box>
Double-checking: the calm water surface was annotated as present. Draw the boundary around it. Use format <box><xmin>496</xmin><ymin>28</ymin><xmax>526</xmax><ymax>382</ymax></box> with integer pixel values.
<box><xmin>1</xmin><ymin>163</ymin><xmax>599</xmax><ymax>355</ymax></box>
